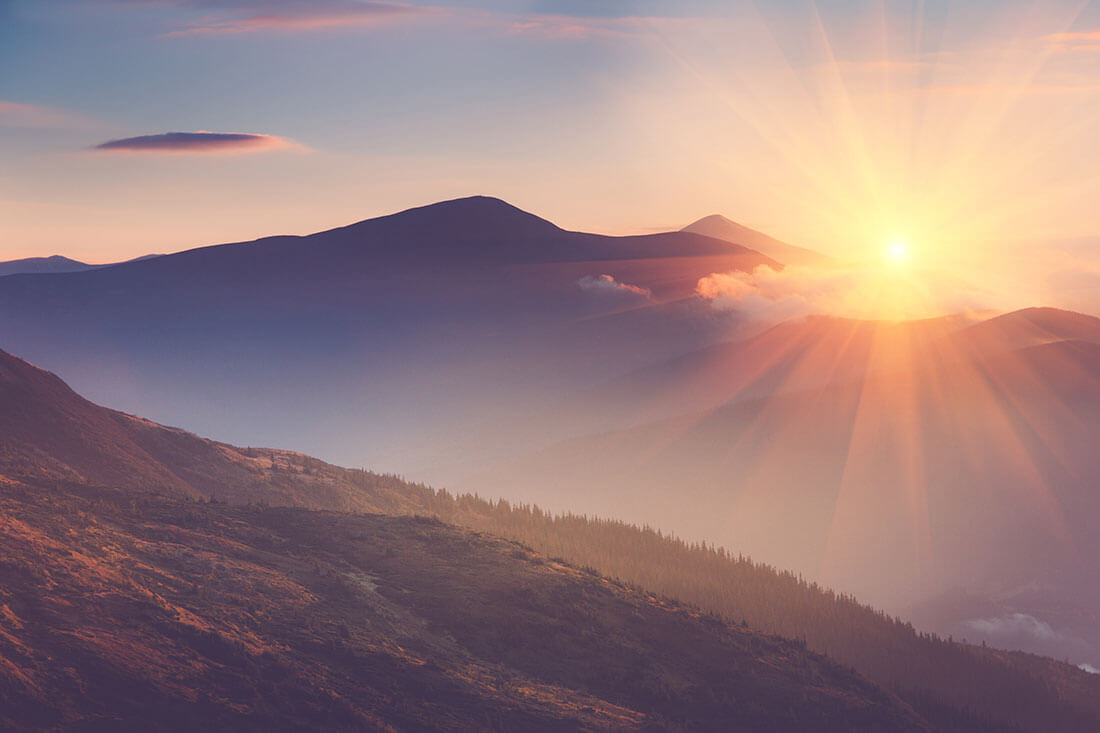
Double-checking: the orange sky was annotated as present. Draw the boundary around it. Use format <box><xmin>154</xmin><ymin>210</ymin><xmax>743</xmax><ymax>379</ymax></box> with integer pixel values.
<box><xmin>3</xmin><ymin>1</ymin><xmax>1100</xmax><ymax>315</ymax></box>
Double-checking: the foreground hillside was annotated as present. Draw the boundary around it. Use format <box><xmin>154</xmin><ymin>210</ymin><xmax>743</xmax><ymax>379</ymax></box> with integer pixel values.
<box><xmin>4</xmin><ymin>346</ymin><xmax>1100</xmax><ymax>730</ymax></box>
<box><xmin>0</xmin><ymin>478</ymin><xmax>927</xmax><ymax>732</ymax></box>
<box><xmin>0</xmin><ymin>346</ymin><xmax>425</xmax><ymax>514</ymax></box>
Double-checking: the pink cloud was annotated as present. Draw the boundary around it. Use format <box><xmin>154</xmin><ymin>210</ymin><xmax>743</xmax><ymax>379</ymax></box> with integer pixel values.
<box><xmin>158</xmin><ymin>1</ymin><xmax>435</xmax><ymax>36</ymax></box>
<box><xmin>504</xmin><ymin>14</ymin><xmax>690</xmax><ymax>41</ymax></box>
<box><xmin>92</xmin><ymin>131</ymin><xmax>300</xmax><ymax>154</ymax></box>
<box><xmin>918</xmin><ymin>82</ymin><xmax>1100</xmax><ymax>96</ymax></box>
<box><xmin>1045</xmin><ymin>28</ymin><xmax>1100</xmax><ymax>53</ymax></box>
<box><xmin>0</xmin><ymin>101</ymin><xmax>90</xmax><ymax>129</ymax></box>
<box><xmin>1046</xmin><ymin>29</ymin><xmax>1100</xmax><ymax>44</ymax></box>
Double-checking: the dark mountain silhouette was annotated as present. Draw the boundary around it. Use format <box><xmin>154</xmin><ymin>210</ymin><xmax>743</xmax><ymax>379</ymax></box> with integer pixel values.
<box><xmin>683</xmin><ymin>214</ymin><xmax>832</xmax><ymax>268</ymax></box>
<box><xmin>0</xmin><ymin>253</ymin><xmax>161</xmax><ymax>277</ymax></box>
<box><xmin>0</xmin><ymin>196</ymin><xmax>776</xmax><ymax>482</ymax></box>
<box><xmin>0</xmin><ymin>255</ymin><xmax>94</xmax><ymax>276</ymax></box>
<box><xmin>3</xmin><ymin>345</ymin><xmax>1100</xmax><ymax>732</ymax></box>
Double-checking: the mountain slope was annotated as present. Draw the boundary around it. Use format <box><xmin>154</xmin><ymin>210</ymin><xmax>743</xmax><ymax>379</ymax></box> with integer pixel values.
<box><xmin>544</xmin><ymin>313</ymin><xmax>977</xmax><ymax>436</ymax></box>
<box><xmin>481</xmin><ymin>330</ymin><xmax>1100</xmax><ymax>659</ymax></box>
<box><xmin>534</xmin><ymin>307</ymin><xmax>1100</xmax><ymax>442</ymax></box>
<box><xmin>944</xmin><ymin>307</ymin><xmax>1100</xmax><ymax>356</ymax></box>
<box><xmin>3</xmin><ymin>345</ymin><xmax>1099</xmax><ymax>731</ymax></box>
<box><xmin>0</xmin><ymin>347</ymin><xmax>428</xmax><ymax>514</ymax></box>
<box><xmin>0</xmin><ymin>347</ymin><xmax>934</xmax><ymax>731</ymax></box>
<box><xmin>683</xmin><ymin>214</ymin><xmax>832</xmax><ymax>268</ymax></box>
<box><xmin>2</xmin><ymin>480</ymin><xmax>936</xmax><ymax>732</ymax></box>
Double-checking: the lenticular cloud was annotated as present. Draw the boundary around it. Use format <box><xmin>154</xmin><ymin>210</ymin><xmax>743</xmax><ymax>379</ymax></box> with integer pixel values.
<box><xmin>93</xmin><ymin>131</ymin><xmax>294</xmax><ymax>154</ymax></box>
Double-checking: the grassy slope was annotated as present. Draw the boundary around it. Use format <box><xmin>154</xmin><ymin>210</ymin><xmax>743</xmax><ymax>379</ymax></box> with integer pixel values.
<box><xmin>0</xmin><ymin>479</ymin><xmax>925</xmax><ymax>732</ymax></box>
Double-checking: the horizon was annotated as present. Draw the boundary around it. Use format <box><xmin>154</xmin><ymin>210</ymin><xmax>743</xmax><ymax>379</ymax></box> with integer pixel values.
<box><xmin>5</xmin><ymin>190</ymin><xmax>1099</xmax><ymax>320</ymax></box>
<box><xmin>5</xmin><ymin>3</ymin><xmax>1100</xmax><ymax>261</ymax></box>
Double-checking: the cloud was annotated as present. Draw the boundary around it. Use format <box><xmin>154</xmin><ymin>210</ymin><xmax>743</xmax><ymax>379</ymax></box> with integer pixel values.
<box><xmin>1045</xmin><ymin>29</ymin><xmax>1100</xmax><ymax>50</ymax></box>
<box><xmin>918</xmin><ymin>83</ymin><xmax>1100</xmax><ymax>96</ymax></box>
<box><xmin>965</xmin><ymin>613</ymin><xmax>1059</xmax><ymax>641</ymax></box>
<box><xmin>92</xmin><ymin>0</ymin><xmax>434</xmax><ymax>36</ymax></box>
<box><xmin>505</xmin><ymin>15</ymin><xmax>652</xmax><ymax>40</ymax></box>
<box><xmin>696</xmin><ymin>264</ymin><xmax>993</xmax><ymax>323</ymax></box>
<box><xmin>1081</xmin><ymin>663</ymin><xmax>1100</xmax><ymax>675</ymax></box>
<box><xmin>91</xmin><ymin>131</ymin><xmax>298</xmax><ymax>154</ymax></box>
<box><xmin>89</xmin><ymin>0</ymin><xmax>683</xmax><ymax>39</ymax></box>
<box><xmin>166</xmin><ymin>1</ymin><xmax>432</xmax><ymax>35</ymax></box>
<box><xmin>503</xmin><ymin>12</ymin><xmax>692</xmax><ymax>40</ymax></box>
<box><xmin>578</xmin><ymin>274</ymin><xmax>652</xmax><ymax>299</ymax></box>
<box><xmin>0</xmin><ymin>101</ymin><xmax>90</xmax><ymax>129</ymax></box>
<box><xmin>696</xmin><ymin>265</ymin><xmax>861</xmax><ymax>321</ymax></box>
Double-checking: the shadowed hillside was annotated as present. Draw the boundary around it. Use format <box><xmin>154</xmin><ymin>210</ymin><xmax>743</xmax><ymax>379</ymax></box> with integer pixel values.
<box><xmin>2</xmin><ymin>346</ymin><xmax>1099</xmax><ymax>731</ymax></box>
<box><xmin>2</xmin><ymin>479</ymin><xmax>935</xmax><ymax>732</ymax></box>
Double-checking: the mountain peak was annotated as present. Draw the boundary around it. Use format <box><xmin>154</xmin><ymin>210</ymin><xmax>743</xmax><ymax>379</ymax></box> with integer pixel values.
<box><xmin>337</xmin><ymin>195</ymin><xmax>563</xmax><ymax>242</ymax></box>
<box><xmin>684</xmin><ymin>214</ymin><xmax>761</xmax><ymax>237</ymax></box>
<box><xmin>692</xmin><ymin>214</ymin><xmax>741</xmax><ymax>228</ymax></box>
<box><xmin>682</xmin><ymin>215</ymin><xmax>831</xmax><ymax>268</ymax></box>
<box><xmin>0</xmin><ymin>255</ymin><xmax>94</xmax><ymax>277</ymax></box>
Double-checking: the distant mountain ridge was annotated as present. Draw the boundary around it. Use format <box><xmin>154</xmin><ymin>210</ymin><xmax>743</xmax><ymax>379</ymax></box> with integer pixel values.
<box><xmin>0</xmin><ymin>195</ymin><xmax>780</xmax><ymax>481</ymax></box>
<box><xmin>0</xmin><ymin>253</ymin><xmax>161</xmax><ymax>277</ymax></box>
<box><xmin>683</xmin><ymin>214</ymin><xmax>832</xmax><ymax>267</ymax></box>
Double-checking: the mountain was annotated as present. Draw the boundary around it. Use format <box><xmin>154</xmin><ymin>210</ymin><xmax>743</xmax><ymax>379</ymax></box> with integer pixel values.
<box><xmin>0</xmin><ymin>346</ymin><xmax>936</xmax><ymax>732</ymax></box>
<box><xmin>0</xmin><ymin>196</ymin><xmax>776</xmax><ymax>483</ymax></box>
<box><xmin>558</xmin><ymin>305</ymin><xmax>1100</xmax><ymax>433</ymax></box>
<box><xmin>478</xmin><ymin>310</ymin><xmax>1100</xmax><ymax>665</ymax></box>
<box><xmin>534</xmin><ymin>307</ymin><xmax>1100</xmax><ymax>440</ymax></box>
<box><xmin>0</xmin><ymin>253</ymin><xmax>161</xmax><ymax>277</ymax></box>
<box><xmin>543</xmin><ymin>313</ymin><xmax>979</xmax><ymax>436</ymax></box>
<box><xmin>683</xmin><ymin>214</ymin><xmax>832</xmax><ymax>268</ymax></box>
<box><xmin>946</xmin><ymin>307</ymin><xmax>1100</xmax><ymax>356</ymax></box>
<box><xmin>0</xmin><ymin>255</ymin><xmax>95</xmax><ymax>276</ymax></box>
<box><xmin>0</xmin><ymin>346</ymin><xmax>438</xmax><ymax>515</ymax></box>
<box><xmin>4</xmin><ymin>344</ymin><xmax>1100</xmax><ymax>731</ymax></box>
<box><xmin>1</xmin><ymin>484</ymin><xmax>935</xmax><ymax>732</ymax></box>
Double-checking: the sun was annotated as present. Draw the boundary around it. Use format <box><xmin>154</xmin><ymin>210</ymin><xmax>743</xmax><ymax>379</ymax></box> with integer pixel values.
<box><xmin>886</xmin><ymin>239</ymin><xmax>910</xmax><ymax>265</ymax></box>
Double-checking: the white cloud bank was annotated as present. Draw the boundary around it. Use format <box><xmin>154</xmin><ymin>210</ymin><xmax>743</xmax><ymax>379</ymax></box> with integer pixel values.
<box><xmin>697</xmin><ymin>264</ymin><xmax>994</xmax><ymax>322</ymax></box>
<box><xmin>578</xmin><ymin>274</ymin><xmax>652</xmax><ymax>299</ymax></box>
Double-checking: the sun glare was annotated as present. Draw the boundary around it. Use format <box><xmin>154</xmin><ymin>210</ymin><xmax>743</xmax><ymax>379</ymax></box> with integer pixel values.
<box><xmin>887</xmin><ymin>240</ymin><xmax>910</xmax><ymax>265</ymax></box>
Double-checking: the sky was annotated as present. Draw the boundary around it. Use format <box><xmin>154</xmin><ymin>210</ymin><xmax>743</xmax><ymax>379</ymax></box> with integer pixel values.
<box><xmin>3</xmin><ymin>0</ymin><xmax>1100</xmax><ymax>312</ymax></box>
